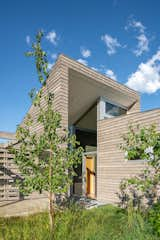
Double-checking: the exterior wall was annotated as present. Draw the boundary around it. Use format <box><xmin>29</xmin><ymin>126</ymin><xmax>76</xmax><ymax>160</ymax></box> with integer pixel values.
<box><xmin>24</xmin><ymin>58</ymin><xmax>69</xmax><ymax>134</ymax></box>
<box><xmin>97</xmin><ymin>109</ymin><xmax>160</xmax><ymax>203</ymax></box>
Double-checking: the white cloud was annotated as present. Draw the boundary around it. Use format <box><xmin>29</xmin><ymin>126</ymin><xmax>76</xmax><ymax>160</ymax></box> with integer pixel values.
<box><xmin>126</xmin><ymin>50</ymin><xmax>160</xmax><ymax>94</ymax></box>
<box><xmin>105</xmin><ymin>69</ymin><xmax>117</xmax><ymax>80</ymax></box>
<box><xmin>134</xmin><ymin>34</ymin><xmax>149</xmax><ymax>56</ymax></box>
<box><xmin>91</xmin><ymin>67</ymin><xmax>98</xmax><ymax>71</ymax></box>
<box><xmin>77</xmin><ymin>58</ymin><xmax>88</xmax><ymax>66</ymax></box>
<box><xmin>101</xmin><ymin>34</ymin><xmax>121</xmax><ymax>55</ymax></box>
<box><xmin>26</xmin><ymin>35</ymin><xmax>30</xmax><ymax>44</ymax></box>
<box><xmin>46</xmin><ymin>30</ymin><xmax>57</xmax><ymax>45</ymax></box>
<box><xmin>51</xmin><ymin>53</ymin><xmax>57</xmax><ymax>59</ymax></box>
<box><xmin>125</xmin><ymin>19</ymin><xmax>145</xmax><ymax>33</ymax></box>
<box><xmin>80</xmin><ymin>47</ymin><xmax>91</xmax><ymax>58</ymax></box>
<box><xmin>91</xmin><ymin>65</ymin><xmax>117</xmax><ymax>80</ymax></box>
<box><xmin>125</xmin><ymin>18</ymin><xmax>149</xmax><ymax>56</ymax></box>
<box><xmin>47</xmin><ymin>62</ymin><xmax>55</xmax><ymax>71</ymax></box>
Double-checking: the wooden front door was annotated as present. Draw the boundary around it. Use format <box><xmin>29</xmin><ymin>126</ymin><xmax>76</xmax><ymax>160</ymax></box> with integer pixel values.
<box><xmin>86</xmin><ymin>156</ymin><xmax>96</xmax><ymax>199</ymax></box>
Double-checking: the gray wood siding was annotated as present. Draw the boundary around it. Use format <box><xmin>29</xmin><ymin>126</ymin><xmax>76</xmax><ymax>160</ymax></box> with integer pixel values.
<box><xmin>97</xmin><ymin>109</ymin><xmax>160</xmax><ymax>203</ymax></box>
<box><xmin>24</xmin><ymin>58</ymin><xmax>69</xmax><ymax>134</ymax></box>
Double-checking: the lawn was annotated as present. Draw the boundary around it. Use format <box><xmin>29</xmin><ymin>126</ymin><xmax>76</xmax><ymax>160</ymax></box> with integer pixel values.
<box><xmin>0</xmin><ymin>205</ymin><xmax>158</xmax><ymax>240</ymax></box>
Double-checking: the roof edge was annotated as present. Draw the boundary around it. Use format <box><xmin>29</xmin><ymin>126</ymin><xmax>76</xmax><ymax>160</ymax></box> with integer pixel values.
<box><xmin>56</xmin><ymin>53</ymin><xmax>140</xmax><ymax>99</ymax></box>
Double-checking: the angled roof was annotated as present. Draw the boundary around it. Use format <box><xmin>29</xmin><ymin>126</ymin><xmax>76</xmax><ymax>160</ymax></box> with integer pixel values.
<box><xmin>56</xmin><ymin>54</ymin><xmax>139</xmax><ymax>101</ymax></box>
<box><xmin>21</xmin><ymin>54</ymin><xmax>140</xmax><ymax>129</ymax></box>
<box><xmin>54</xmin><ymin>55</ymin><xmax>140</xmax><ymax>125</ymax></box>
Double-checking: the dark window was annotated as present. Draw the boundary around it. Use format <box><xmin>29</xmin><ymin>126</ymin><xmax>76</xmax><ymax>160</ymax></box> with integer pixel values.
<box><xmin>105</xmin><ymin>102</ymin><xmax>126</xmax><ymax>117</ymax></box>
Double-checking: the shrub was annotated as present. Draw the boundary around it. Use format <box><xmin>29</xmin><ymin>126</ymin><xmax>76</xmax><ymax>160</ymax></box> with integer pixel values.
<box><xmin>119</xmin><ymin>124</ymin><xmax>160</xmax><ymax>210</ymax></box>
<box><xmin>148</xmin><ymin>202</ymin><xmax>160</xmax><ymax>236</ymax></box>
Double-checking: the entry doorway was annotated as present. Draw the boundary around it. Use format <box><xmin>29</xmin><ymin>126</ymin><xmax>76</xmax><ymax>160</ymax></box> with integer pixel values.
<box><xmin>83</xmin><ymin>152</ymin><xmax>97</xmax><ymax>199</ymax></box>
<box><xmin>72</xmin><ymin>128</ymin><xmax>97</xmax><ymax>196</ymax></box>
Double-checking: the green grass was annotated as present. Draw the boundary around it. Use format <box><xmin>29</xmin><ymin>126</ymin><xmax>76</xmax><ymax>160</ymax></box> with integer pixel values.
<box><xmin>0</xmin><ymin>205</ymin><xmax>158</xmax><ymax>240</ymax></box>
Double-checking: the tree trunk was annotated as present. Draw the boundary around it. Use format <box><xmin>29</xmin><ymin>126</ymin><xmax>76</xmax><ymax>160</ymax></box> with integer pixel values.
<box><xmin>49</xmin><ymin>192</ymin><xmax>54</xmax><ymax>238</ymax></box>
<box><xmin>49</xmin><ymin>151</ymin><xmax>54</xmax><ymax>238</ymax></box>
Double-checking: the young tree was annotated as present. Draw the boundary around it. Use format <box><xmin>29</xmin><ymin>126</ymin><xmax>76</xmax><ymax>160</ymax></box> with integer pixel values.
<box><xmin>119</xmin><ymin>124</ymin><xmax>160</xmax><ymax>210</ymax></box>
<box><xmin>11</xmin><ymin>31</ymin><xmax>83</xmax><ymax>235</ymax></box>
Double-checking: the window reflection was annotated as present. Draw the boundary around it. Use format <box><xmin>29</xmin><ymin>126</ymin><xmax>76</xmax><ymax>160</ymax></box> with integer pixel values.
<box><xmin>105</xmin><ymin>102</ymin><xmax>126</xmax><ymax>118</ymax></box>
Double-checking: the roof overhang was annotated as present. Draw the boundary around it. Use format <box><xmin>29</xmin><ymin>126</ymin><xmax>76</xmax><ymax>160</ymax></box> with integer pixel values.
<box><xmin>23</xmin><ymin>54</ymin><xmax>140</xmax><ymax>130</ymax></box>
<box><xmin>66</xmin><ymin>59</ymin><xmax>139</xmax><ymax>126</ymax></box>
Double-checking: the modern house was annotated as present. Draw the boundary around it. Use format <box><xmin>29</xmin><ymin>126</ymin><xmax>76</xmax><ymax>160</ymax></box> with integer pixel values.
<box><xmin>0</xmin><ymin>54</ymin><xmax>160</xmax><ymax>204</ymax></box>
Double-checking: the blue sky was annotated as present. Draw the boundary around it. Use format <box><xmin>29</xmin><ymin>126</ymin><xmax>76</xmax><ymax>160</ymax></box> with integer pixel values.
<box><xmin>1</xmin><ymin>0</ymin><xmax>160</xmax><ymax>133</ymax></box>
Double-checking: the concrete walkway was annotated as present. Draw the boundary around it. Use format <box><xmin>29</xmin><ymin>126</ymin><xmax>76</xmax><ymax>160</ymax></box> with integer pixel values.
<box><xmin>0</xmin><ymin>195</ymin><xmax>107</xmax><ymax>218</ymax></box>
<box><xmin>0</xmin><ymin>197</ymin><xmax>48</xmax><ymax>217</ymax></box>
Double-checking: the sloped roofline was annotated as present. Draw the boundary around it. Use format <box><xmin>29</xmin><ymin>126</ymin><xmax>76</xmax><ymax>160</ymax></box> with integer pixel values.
<box><xmin>55</xmin><ymin>53</ymin><xmax>140</xmax><ymax>100</ymax></box>
<box><xmin>20</xmin><ymin>53</ymin><xmax>140</xmax><ymax>127</ymax></box>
